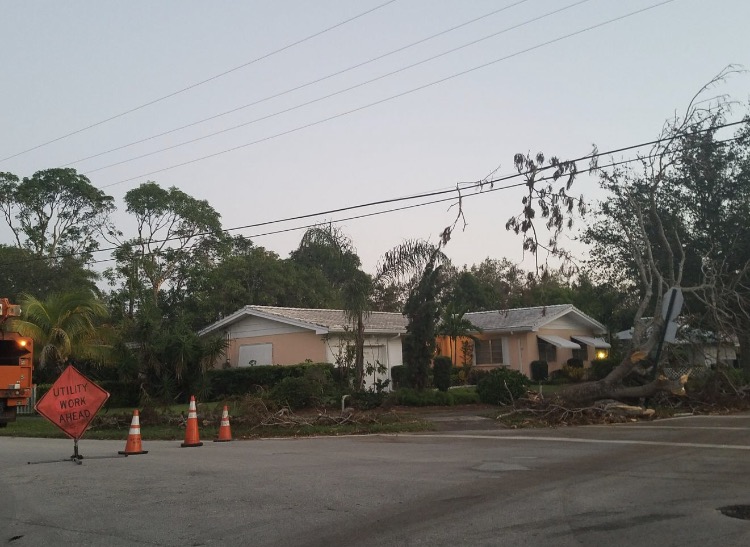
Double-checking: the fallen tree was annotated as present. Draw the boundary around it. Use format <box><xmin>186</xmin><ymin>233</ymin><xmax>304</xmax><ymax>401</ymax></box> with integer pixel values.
<box><xmin>500</xmin><ymin>68</ymin><xmax>750</xmax><ymax>404</ymax></box>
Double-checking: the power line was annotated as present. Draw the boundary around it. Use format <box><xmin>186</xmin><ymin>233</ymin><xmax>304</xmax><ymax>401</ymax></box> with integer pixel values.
<box><xmin>63</xmin><ymin>0</ymin><xmax>534</xmax><ymax>168</ymax></box>
<box><xmin>0</xmin><ymin>0</ymin><xmax>399</xmax><ymax>164</ymax></box>
<box><xmin>83</xmin><ymin>0</ymin><xmax>593</xmax><ymax>177</ymax></box>
<box><xmin>81</xmin><ymin>133</ymin><xmax>747</xmax><ymax>268</ymax></box>
<box><xmin>96</xmin><ymin>0</ymin><xmax>676</xmax><ymax>190</ymax></box>
<box><xmin>2</xmin><ymin>124</ymin><xmax>743</xmax><ymax>268</ymax></box>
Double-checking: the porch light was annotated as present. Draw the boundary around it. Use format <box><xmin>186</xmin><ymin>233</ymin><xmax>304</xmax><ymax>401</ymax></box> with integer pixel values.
<box><xmin>596</xmin><ymin>349</ymin><xmax>608</xmax><ymax>360</ymax></box>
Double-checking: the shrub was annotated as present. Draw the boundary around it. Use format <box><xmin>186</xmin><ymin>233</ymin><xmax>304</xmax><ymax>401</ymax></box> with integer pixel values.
<box><xmin>589</xmin><ymin>359</ymin><xmax>617</xmax><ymax>381</ymax></box>
<box><xmin>270</xmin><ymin>376</ymin><xmax>317</xmax><ymax>410</ymax></box>
<box><xmin>548</xmin><ymin>369</ymin><xmax>571</xmax><ymax>384</ymax></box>
<box><xmin>433</xmin><ymin>356</ymin><xmax>452</xmax><ymax>392</ymax></box>
<box><xmin>99</xmin><ymin>381</ymin><xmax>141</xmax><ymax>408</ymax></box>
<box><xmin>448</xmin><ymin>387</ymin><xmax>480</xmax><ymax>405</ymax></box>
<box><xmin>475</xmin><ymin>368</ymin><xmax>530</xmax><ymax>405</ymax></box>
<box><xmin>561</xmin><ymin>365</ymin><xmax>586</xmax><ymax>383</ymax></box>
<box><xmin>450</xmin><ymin>367</ymin><xmax>462</xmax><ymax>386</ymax></box>
<box><xmin>390</xmin><ymin>365</ymin><xmax>407</xmax><ymax>389</ymax></box>
<box><xmin>207</xmin><ymin>363</ymin><xmax>334</xmax><ymax>399</ymax></box>
<box><xmin>530</xmin><ymin>360</ymin><xmax>549</xmax><ymax>382</ymax></box>
<box><xmin>566</xmin><ymin>358</ymin><xmax>584</xmax><ymax>368</ymax></box>
<box><xmin>350</xmin><ymin>390</ymin><xmax>386</xmax><ymax>410</ymax></box>
<box><xmin>467</xmin><ymin>368</ymin><xmax>490</xmax><ymax>386</ymax></box>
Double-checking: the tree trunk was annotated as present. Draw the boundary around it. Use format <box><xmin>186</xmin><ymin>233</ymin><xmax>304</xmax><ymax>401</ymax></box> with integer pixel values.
<box><xmin>555</xmin><ymin>350</ymin><xmax>688</xmax><ymax>404</ymax></box>
<box><xmin>557</xmin><ymin>375</ymin><xmax>688</xmax><ymax>404</ymax></box>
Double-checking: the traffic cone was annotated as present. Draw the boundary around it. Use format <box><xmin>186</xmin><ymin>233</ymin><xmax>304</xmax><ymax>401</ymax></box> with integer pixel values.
<box><xmin>119</xmin><ymin>410</ymin><xmax>148</xmax><ymax>455</ymax></box>
<box><xmin>214</xmin><ymin>405</ymin><xmax>232</xmax><ymax>442</ymax></box>
<box><xmin>181</xmin><ymin>395</ymin><xmax>203</xmax><ymax>448</ymax></box>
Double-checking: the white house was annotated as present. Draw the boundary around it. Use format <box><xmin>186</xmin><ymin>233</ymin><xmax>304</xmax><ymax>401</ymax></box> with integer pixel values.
<box><xmin>198</xmin><ymin>306</ymin><xmax>407</xmax><ymax>389</ymax></box>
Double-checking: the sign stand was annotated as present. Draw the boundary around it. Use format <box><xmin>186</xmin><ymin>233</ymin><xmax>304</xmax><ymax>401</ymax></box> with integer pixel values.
<box><xmin>28</xmin><ymin>439</ymin><xmax>128</xmax><ymax>465</ymax></box>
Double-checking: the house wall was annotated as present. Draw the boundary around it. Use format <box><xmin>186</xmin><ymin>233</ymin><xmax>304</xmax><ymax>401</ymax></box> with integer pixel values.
<box><xmin>325</xmin><ymin>334</ymin><xmax>403</xmax><ymax>390</ymax></box>
<box><xmin>225</xmin><ymin>331</ymin><xmax>326</xmax><ymax>367</ymax></box>
<box><xmin>472</xmin><ymin>326</ymin><xmax>607</xmax><ymax>378</ymax></box>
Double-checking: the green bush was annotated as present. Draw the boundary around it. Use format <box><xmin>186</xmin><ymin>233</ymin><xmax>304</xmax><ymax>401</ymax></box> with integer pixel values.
<box><xmin>433</xmin><ymin>356</ymin><xmax>452</xmax><ymax>392</ymax></box>
<box><xmin>207</xmin><ymin>363</ymin><xmax>333</xmax><ymax>398</ymax></box>
<box><xmin>450</xmin><ymin>367</ymin><xmax>462</xmax><ymax>386</ymax></box>
<box><xmin>350</xmin><ymin>390</ymin><xmax>386</xmax><ymax>410</ymax></box>
<box><xmin>467</xmin><ymin>368</ymin><xmax>490</xmax><ymax>385</ymax></box>
<box><xmin>475</xmin><ymin>368</ymin><xmax>530</xmax><ymax>405</ymax></box>
<box><xmin>561</xmin><ymin>365</ymin><xmax>586</xmax><ymax>382</ymax></box>
<box><xmin>589</xmin><ymin>359</ymin><xmax>617</xmax><ymax>380</ymax></box>
<box><xmin>270</xmin><ymin>376</ymin><xmax>317</xmax><ymax>410</ymax></box>
<box><xmin>331</xmin><ymin>366</ymin><xmax>352</xmax><ymax>388</ymax></box>
<box><xmin>99</xmin><ymin>381</ymin><xmax>141</xmax><ymax>408</ymax></box>
<box><xmin>448</xmin><ymin>387</ymin><xmax>480</xmax><ymax>405</ymax></box>
<box><xmin>530</xmin><ymin>360</ymin><xmax>549</xmax><ymax>382</ymax></box>
<box><xmin>566</xmin><ymin>358</ymin><xmax>584</xmax><ymax>368</ymax></box>
<box><xmin>548</xmin><ymin>369</ymin><xmax>571</xmax><ymax>385</ymax></box>
<box><xmin>390</xmin><ymin>365</ymin><xmax>407</xmax><ymax>389</ymax></box>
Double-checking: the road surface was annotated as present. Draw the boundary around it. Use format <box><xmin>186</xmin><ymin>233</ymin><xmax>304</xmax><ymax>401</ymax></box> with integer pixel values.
<box><xmin>1</xmin><ymin>414</ymin><xmax>749</xmax><ymax>546</ymax></box>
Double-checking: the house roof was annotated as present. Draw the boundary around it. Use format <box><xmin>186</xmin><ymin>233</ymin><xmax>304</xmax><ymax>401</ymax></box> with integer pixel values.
<box><xmin>464</xmin><ymin>304</ymin><xmax>606</xmax><ymax>334</ymax></box>
<box><xmin>198</xmin><ymin>305</ymin><xmax>408</xmax><ymax>337</ymax></box>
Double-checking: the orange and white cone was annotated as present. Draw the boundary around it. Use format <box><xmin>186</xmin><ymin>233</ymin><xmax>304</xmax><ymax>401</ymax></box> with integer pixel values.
<box><xmin>119</xmin><ymin>410</ymin><xmax>148</xmax><ymax>455</ymax></box>
<box><xmin>214</xmin><ymin>405</ymin><xmax>232</xmax><ymax>442</ymax></box>
<box><xmin>181</xmin><ymin>395</ymin><xmax>203</xmax><ymax>448</ymax></box>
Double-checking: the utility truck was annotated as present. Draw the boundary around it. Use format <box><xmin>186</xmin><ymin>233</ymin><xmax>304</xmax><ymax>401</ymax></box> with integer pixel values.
<box><xmin>0</xmin><ymin>299</ymin><xmax>33</xmax><ymax>427</ymax></box>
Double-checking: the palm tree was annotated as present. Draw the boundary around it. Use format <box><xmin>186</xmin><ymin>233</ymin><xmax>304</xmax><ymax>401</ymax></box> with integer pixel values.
<box><xmin>10</xmin><ymin>291</ymin><xmax>112</xmax><ymax>373</ymax></box>
<box><xmin>437</xmin><ymin>305</ymin><xmax>480</xmax><ymax>366</ymax></box>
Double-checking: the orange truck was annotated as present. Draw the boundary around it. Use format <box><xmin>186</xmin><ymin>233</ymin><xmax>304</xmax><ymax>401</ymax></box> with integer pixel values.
<box><xmin>0</xmin><ymin>299</ymin><xmax>33</xmax><ymax>428</ymax></box>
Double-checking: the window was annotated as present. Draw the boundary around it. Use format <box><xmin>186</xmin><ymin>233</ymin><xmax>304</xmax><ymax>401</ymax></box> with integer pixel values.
<box><xmin>238</xmin><ymin>343</ymin><xmax>272</xmax><ymax>367</ymax></box>
<box><xmin>475</xmin><ymin>338</ymin><xmax>504</xmax><ymax>365</ymax></box>
<box><xmin>572</xmin><ymin>344</ymin><xmax>588</xmax><ymax>361</ymax></box>
<box><xmin>537</xmin><ymin>338</ymin><xmax>557</xmax><ymax>362</ymax></box>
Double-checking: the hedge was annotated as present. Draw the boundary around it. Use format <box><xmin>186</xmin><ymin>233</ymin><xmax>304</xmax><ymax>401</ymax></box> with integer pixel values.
<box><xmin>35</xmin><ymin>381</ymin><xmax>140</xmax><ymax>409</ymax></box>
<box><xmin>207</xmin><ymin>363</ymin><xmax>334</xmax><ymax>398</ymax></box>
<box><xmin>530</xmin><ymin>360</ymin><xmax>549</xmax><ymax>382</ymax></box>
<box><xmin>476</xmin><ymin>368</ymin><xmax>530</xmax><ymax>405</ymax></box>
<box><xmin>432</xmin><ymin>356</ymin><xmax>452</xmax><ymax>392</ymax></box>
<box><xmin>390</xmin><ymin>365</ymin><xmax>407</xmax><ymax>389</ymax></box>
<box><xmin>387</xmin><ymin>387</ymin><xmax>479</xmax><ymax>406</ymax></box>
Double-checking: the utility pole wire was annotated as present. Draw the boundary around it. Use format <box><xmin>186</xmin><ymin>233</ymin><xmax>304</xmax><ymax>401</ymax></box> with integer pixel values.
<box><xmin>1</xmin><ymin>127</ymin><xmax>742</xmax><ymax>268</ymax></box>
<box><xmin>94</xmin><ymin>0</ymin><xmax>677</xmax><ymax>190</ymax></box>
<box><xmin>0</xmin><ymin>0</ymin><xmax>399</xmax><ymax>164</ymax></box>
<box><xmin>80</xmin><ymin>0</ymin><xmax>591</xmax><ymax>176</ymax></box>
<box><xmin>63</xmin><ymin>0</ymin><xmax>534</xmax><ymax>168</ymax></box>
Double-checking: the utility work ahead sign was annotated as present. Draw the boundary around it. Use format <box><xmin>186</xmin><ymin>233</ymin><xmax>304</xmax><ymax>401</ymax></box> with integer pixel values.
<box><xmin>35</xmin><ymin>366</ymin><xmax>109</xmax><ymax>440</ymax></box>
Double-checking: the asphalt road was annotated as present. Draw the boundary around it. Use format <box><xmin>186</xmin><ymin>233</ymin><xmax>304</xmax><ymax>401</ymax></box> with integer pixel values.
<box><xmin>1</xmin><ymin>414</ymin><xmax>749</xmax><ymax>546</ymax></box>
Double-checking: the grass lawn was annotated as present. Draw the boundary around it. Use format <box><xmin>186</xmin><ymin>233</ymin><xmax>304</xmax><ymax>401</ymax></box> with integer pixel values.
<box><xmin>0</xmin><ymin>410</ymin><xmax>433</xmax><ymax>440</ymax></box>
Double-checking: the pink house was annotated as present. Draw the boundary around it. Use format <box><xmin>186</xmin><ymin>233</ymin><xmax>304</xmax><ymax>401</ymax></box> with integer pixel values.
<box><xmin>198</xmin><ymin>306</ymin><xmax>407</xmax><ymax>389</ymax></box>
<box><xmin>463</xmin><ymin>305</ymin><xmax>610</xmax><ymax>376</ymax></box>
<box><xmin>200</xmin><ymin>304</ymin><xmax>610</xmax><ymax>383</ymax></box>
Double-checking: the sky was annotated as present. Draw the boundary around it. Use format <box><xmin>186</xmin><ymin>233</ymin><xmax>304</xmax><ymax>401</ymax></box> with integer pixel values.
<box><xmin>2</xmin><ymin>0</ymin><xmax>748</xmax><ymax>276</ymax></box>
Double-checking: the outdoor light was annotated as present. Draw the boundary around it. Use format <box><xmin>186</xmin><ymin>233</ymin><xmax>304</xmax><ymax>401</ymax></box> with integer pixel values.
<box><xmin>596</xmin><ymin>350</ymin><xmax>608</xmax><ymax>360</ymax></box>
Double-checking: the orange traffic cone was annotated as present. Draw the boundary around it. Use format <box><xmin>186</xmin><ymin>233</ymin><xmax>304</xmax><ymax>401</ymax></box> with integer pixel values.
<box><xmin>119</xmin><ymin>409</ymin><xmax>148</xmax><ymax>455</ymax></box>
<box><xmin>214</xmin><ymin>405</ymin><xmax>232</xmax><ymax>442</ymax></box>
<box><xmin>181</xmin><ymin>395</ymin><xmax>203</xmax><ymax>448</ymax></box>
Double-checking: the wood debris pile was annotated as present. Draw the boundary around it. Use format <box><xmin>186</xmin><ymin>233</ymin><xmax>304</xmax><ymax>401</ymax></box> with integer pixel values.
<box><xmin>495</xmin><ymin>380</ymin><xmax>750</xmax><ymax>428</ymax></box>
